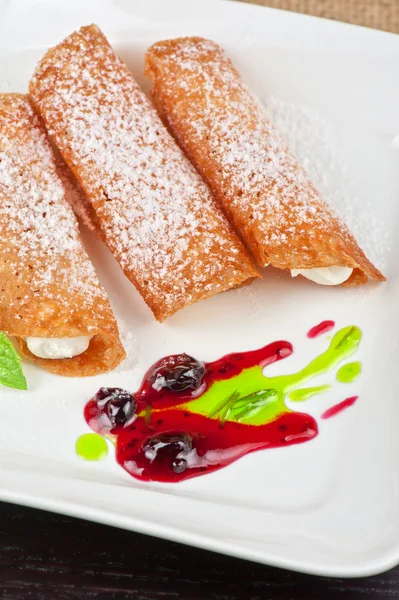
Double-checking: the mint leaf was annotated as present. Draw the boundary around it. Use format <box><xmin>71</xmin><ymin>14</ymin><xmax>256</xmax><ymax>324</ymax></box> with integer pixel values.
<box><xmin>230</xmin><ymin>389</ymin><xmax>278</xmax><ymax>422</ymax></box>
<box><xmin>208</xmin><ymin>389</ymin><xmax>278</xmax><ymax>425</ymax></box>
<box><xmin>208</xmin><ymin>390</ymin><xmax>239</xmax><ymax>419</ymax></box>
<box><xmin>0</xmin><ymin>332</ymin><xmax>27</xmax><ymax>390</ymax></box>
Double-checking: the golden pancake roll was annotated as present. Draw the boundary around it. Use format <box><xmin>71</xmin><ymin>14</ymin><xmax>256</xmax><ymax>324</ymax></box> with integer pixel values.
<box><xmin>29</xmin><ymin>26</ymin><xmax>259</xmax><ymax>322</ymax></box>
<box><xmin>144</xmin><ymin>37</ymin><xmax>385</xmax><ymax>286</ymax></box>
<box><xmin>0</xmin><ymin>94</ymin><xmax>125</xmax><ymax>376</ymax></box>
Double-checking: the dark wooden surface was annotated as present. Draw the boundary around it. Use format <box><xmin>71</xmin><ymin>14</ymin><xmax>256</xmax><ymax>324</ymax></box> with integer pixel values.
<box><xmin>1</xmin><ymin>502</ymin><xmax>399</xmax><ymax>600</ymax></box>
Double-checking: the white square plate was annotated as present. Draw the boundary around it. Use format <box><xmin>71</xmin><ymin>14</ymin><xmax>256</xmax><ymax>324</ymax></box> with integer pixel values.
<box><xmin>0</xmin><ymin>0</ymin><xmax>399</xmax><ymax>577</ymax></box>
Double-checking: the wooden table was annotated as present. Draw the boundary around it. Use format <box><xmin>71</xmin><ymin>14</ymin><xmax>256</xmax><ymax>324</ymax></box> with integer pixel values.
<box><xmin>238</xmin><ymin>0</ymin><xmax>399</xmax><ymax>33</ymax></box>
<box><xmin>1</xmin><ymin>501</ymin><xmax>398</xmax><ymax>599</ymax></box>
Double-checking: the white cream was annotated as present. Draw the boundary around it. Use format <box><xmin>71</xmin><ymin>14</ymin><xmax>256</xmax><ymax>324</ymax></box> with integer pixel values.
<box><xmin>291</xmin><ymin>266</ymin><xmax>353</xmax><ymax>286</ymax></box>
<box><xmin>26</xmin><ymin>336</ymin><xmax>92</xmax><ymax>359</ymax></box>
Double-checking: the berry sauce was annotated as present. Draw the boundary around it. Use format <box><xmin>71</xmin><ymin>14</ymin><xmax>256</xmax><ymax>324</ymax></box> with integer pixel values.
<box><xmin>307</xmin><ymin>320</ymin><xmax>335</xmax><ymax>338</ymax></box>
<box><xmin>83</xmin><ymin>324</ymin><xmax>362</xmax><ymax>483</ymax></box>
<box><xmin>321</xmin><ymin>396</ymin><xmax>358</xmax><ymax>419</ymax></box>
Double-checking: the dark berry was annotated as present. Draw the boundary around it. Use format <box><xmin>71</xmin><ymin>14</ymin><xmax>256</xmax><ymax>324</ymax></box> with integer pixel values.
<box><xmin>95</xmin><ymin>387</ymin><xmax>136</xmax><ymax>427</ymax></box>
<box><xmin>172</xmin><ymin>458</ymin><xmax>188</xmax><ymax>474</ymax></box>
<box><xmin>143</xmin><ymin>432</ymin><xmax>193</xmax><ymax>473</ymax></box>
<box><xmin>151</xmin><ymin>354</ymin><xmax>205</xmax><ymax>393</ymax></box>
<box><xmin>144</xmin><ymin>432</ymin><xmax>192</xmax><ymax>454</ymax></box>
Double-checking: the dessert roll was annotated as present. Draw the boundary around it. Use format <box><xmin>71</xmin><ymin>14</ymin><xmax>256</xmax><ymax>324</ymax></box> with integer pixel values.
<box><xmin>29</xmin><ymin>26</ymin><xmax>259</xmax><ymax>322</ymax></box>
<box><xmin>0</xmin><ymin>94</ymin><xmax>125</xmax><ymax>376</ymax></box>
<box><xmin>144</xmin><ymin>37</ymin><xmax>385</xmax><ymax>286</ymax></box>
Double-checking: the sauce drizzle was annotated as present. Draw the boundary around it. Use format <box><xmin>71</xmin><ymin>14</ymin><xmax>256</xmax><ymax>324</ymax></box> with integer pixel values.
<box><xmin>321</xmin><ymin>396</ymin><xmax>358</xmax><ymax>419</ymax></box>
<box><xmin>307</xmin><ymin>320</ymin><xmax>335</xmax><ymax>338</ymax></box>
<box><xmin>82</xmin><ymin>324</ymin><xmax>362</xmax><ymax>483</ymax></box>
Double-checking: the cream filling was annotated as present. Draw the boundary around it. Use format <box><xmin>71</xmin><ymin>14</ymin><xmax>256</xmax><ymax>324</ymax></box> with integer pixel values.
<box><xmin>290</xmin><ymin>266</ymin><xmax>353</xmax><ymax>286</ymax></box>
<box><xmin>26</xmin><ymin>336</ymin><xmax>92</xmax><ymax>359</ymax></box>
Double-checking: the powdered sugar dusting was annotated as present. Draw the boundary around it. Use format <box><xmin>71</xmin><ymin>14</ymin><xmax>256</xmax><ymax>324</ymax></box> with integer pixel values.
<box><xmin>263</xmin><ymin>96</ymin><xmax>389</xmax><ymax>268</ymax></box>
<box><xmin>55</xmin><ymin>148</ymin><xmax>98</xmax><ymax>233</ymax></box>
<box><xmin>115</xmin><ymin>324</ymin><xmax>141</xmax><ymax>373</ymax></box>
<box><xmin>0</xmin><ymin>94</ymin><xmax>110</xmax><ymax>333</ymax></box>
<box><xmin>30</xmin><ymin>27</ymin><xmax>256</xmax><ymax>320</ymax></box>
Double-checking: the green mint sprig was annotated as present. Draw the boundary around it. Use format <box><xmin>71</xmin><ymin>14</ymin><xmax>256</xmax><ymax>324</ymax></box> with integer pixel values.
<box><xmin>0</xmin><ymin>332</ymin><xmax>27</xmax><ymax>390</ymax></box>
<box><xmin>209</xmin><ymin>388</ymin><xmax>278</xmax><ymax>425</ymax></box>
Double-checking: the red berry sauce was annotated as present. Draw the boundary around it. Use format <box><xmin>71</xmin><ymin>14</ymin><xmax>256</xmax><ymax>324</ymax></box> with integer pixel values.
<box><xmin>84</xmin><ymin>341</ymin><xmax>318</xmax><ymax>483</ymax></box>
